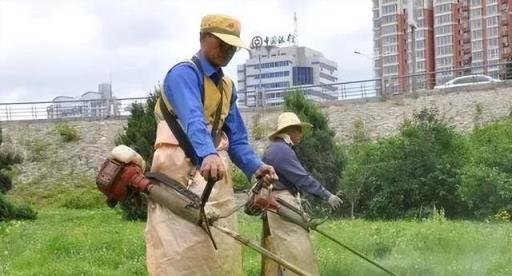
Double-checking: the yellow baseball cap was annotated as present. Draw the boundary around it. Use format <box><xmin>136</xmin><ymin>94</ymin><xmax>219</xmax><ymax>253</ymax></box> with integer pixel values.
<box><xmin>200</xmin><ymin>14</ymin><xmax>248</xmax><ymax>49</ymax></box>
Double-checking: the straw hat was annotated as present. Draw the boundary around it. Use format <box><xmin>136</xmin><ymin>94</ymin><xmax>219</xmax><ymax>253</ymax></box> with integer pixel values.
<box><xmin>200</xmin><ymin>14</ymin><xmax>248</xmax><ymax>49</ymax></box>
<box><xmin>268</xmin><ymin>112</ymin><xmax>313</xmax><ymax>139</ymax></box>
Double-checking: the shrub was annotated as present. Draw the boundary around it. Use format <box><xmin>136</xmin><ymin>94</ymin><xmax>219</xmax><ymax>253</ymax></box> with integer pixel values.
<box><xmin>0</xmin><ymin>193</ymin><xmax>37</xmax><ymax>221</ymax></box>
<box><xmin>459</xmin><ymin>117</ymin><xmax>512</xmax><ymax>219</ymax></box>
<box><xmin>28</xmin><ymin>138</ymin><xmax>49</xmax><ymax>161</ymax></box>
<box><xmin>232</xmin><ymin>165</ymin><xmax>251</xmax><ymax>192</ymax></box>
<box><xmin>55</xmin><ymin>122</ymin><xmax>80</xmax><ymax>142</ymax></box>
<box><xmin>114</xmin><ymin>89</ymin><xmax>159</xmax><ymax>221</ymax></box>
<box><xmin>0</xmin><ymin>124</ymin><xmax>34</xmax><ymax>222</ymax></box>
<box><xmin>353</xmin><ymin>107</ymin><xmax>466</xmax><ymax>219</ymax></box>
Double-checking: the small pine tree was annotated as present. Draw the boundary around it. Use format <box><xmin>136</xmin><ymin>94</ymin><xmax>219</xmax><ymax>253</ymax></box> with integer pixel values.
<box><xmin>114</xmin><ymin>89</ymin><xmax>159</xmax><ymax>220</ymax></box>
<box><xmin>283</xmin><ymin>91</ymin><xmax>345</xmax><ymax>214</ymax></box>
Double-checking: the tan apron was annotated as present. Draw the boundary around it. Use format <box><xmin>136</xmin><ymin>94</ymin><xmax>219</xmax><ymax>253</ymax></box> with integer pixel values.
<box><xmin>145</xmin><ymin>120</ymin><xmax>243</xmax><ymax>276</ymax></box>
<box><xmin>261</xmin><ymin>190</ymin><xmax>320</xmax><ymax>276</ymax></box>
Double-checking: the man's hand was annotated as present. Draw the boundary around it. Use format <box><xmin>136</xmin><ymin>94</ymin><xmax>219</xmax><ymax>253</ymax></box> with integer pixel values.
<box><xmin>327</xmin><ymin>194</ymin><xmax>343</xmax><ymax>210</ymax></box>
<box><xmin>200</xmin><ymin>154</ymin><xmax>226</xmax><ymax>181</ymax></box>
<box><xmin>254</xmin><ymin>164</ymin><xmax>278</xmax><ymax>186</ymax></box>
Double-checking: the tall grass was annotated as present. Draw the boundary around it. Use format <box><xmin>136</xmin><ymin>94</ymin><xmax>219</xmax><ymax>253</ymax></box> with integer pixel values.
<box><xmin>1</xmin><ymin>208</ymin><xmax>511</xmax><ymax>275</ymax></box>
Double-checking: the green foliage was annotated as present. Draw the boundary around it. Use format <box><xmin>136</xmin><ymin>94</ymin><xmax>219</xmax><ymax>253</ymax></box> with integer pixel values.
<box><xmin>55</xmin><ymin>122</ymin><xmax>80</xmax><ymax>142</ymax></box>
<box><xmin>0</xmin><ymin>125</ymin><xmax>33</xmax><ymax>222</ymax></box>
<box><xmin>0</xmin><ymin>209</ymin><xmax>146</xmax><ymax>275</ymax></box>
<box><xmin>505</xmin><ymin>60</ymin><xmax>512</xmax><ymax>80</ymax></box>
<box><xmin>115</xmin><ymin>89</ymin><xmax>159</xmax><ymax>221</ymax></box>
<box><xmin>27</xmin><ymin>137</ymin><xmax>50</xmax><ymax>161</ymax></box>
<box><xmin>494</xmin><ymin>208</ymin><xmax>512</xmax><ymax>222</ymax></box>
<box><xmin>0</xmin><ymin>193</ymin><xmax>37</xmax><ymax>221</ymax></box>
<box><xmin>458</xmin><ymin>117</ymin><xmax>512</xmax><ymax>219</ymax></box>
<box><xmin>350</xmin><ymin>107</ymin><xmax>466</xmax><ymax>219</ymax></box>
<box><xmin>7</xmin><ymin>175</ymin><xmax>105</xmax><ymax>210</ymax></box>
<box><xmin>340</xmin><ymin>119</ymin><xmax>373</xmax><ymax>218</ymax></box>
<box><xmin>284</xmin><ymin>90</ymin><xmax>344</xmax><ymax>194</ymax></box>
<box><xmin>232</xmin><ymin>165</ymin><xmax>251</xmax><ymax>192</ymax></box>
<box><xmin>2</xmin><ymin>209</ymin><xmax>512</xmax><ymax>276</ymax></box>
<box><xmin>0</xmin><ymin>151</ymin><xmax>22</xmax><ymax>194</ymax></box>
<box><xmin>250</xmin><ymin>113</ymin><xmax>269</xmax><ymax>140</ymax></box>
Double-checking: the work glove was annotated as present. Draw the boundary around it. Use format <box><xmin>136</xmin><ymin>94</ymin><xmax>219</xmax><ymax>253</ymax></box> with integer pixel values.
<box><xmin>327</xmin><ymin>194</ymin><xmax>343</xmax><ymax>210</ymax></box>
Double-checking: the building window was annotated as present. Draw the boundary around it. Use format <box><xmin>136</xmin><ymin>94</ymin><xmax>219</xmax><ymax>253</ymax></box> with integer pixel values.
<box><xmin>253</xmin><ymin>60</ymin><xmax>291</xmax><ymax>69</ymax></box>
<box><xmin>470</xmin><ymin>9</ymin><xmax>482</xmax><ymax>17</ymax></box>
<box><xmin>487</xmin><ymin>16</ymin><xmax>498</xmax><ymax>27</ymax></box>
<box><xmin>382</xmin><ymin>4</ymin><xmax>397</xmax><ymax>15</ymax></box>
<box><xmin>292</xmin><ymin>67</ymin><xmax>314</xmax><ymax>86</ymax></box>
<box><xmin>381</xmin><ymin>14</ymin><xmax>397</xmax><ymax>24</ymax></box>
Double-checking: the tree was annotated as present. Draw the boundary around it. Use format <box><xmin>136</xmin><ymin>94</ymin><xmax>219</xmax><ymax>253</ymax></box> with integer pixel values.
<box><xmin>283</xmin><ymin>91</ymin><xmax>345</xmax><ymax>214</ymax></box>
<box><xmin>341</xmin><ymin>120</ymin><xmax>374</xmax><ymax>218</ymax></box>
<box><xmin>114</xmin><ymin>89</ymin><xmax>159</xmax><ymax>220</ymax></box>
<box><xmin>0</xmin><ymin>123</ymin><xmax>37</xmax><ymax>221</ymax></box>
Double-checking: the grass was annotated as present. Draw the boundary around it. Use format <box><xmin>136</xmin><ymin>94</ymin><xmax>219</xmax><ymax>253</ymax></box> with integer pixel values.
<box><xmin>1</xmin><ymin>208</ymin><xmax>511</xmax><ymax>275</ymax></box>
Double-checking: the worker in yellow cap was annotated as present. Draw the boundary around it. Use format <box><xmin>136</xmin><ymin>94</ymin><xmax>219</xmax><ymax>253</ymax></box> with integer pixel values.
<box><xmin>145</xmin><ymin>14</ymin><xmax>278</xmax><ymax>275</ymax></box>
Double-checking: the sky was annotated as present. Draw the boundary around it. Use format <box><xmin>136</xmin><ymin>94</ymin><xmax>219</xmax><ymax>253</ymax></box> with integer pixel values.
<box><xmin>0</xmin><ymin>0</ymin><xmax>373</xmax><ymax>103</ymax></box>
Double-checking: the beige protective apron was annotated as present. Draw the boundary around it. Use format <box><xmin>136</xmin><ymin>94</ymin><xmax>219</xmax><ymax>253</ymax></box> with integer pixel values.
<box><xmin>145</xmin><ymin>120</ymin><xmax>243</xmax><ymax>275</ymax></box>
<box><xmin>261</xmin><ymin>190</ymin><xmax>319</xmax><ymax>276</ymax></box>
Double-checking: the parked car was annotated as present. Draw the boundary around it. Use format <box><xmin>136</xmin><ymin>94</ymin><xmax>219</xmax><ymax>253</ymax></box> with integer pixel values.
<box><xmin>434</xmin><ymin>74</ymin><xmax>502</xmax><ymax>89</ymax></box>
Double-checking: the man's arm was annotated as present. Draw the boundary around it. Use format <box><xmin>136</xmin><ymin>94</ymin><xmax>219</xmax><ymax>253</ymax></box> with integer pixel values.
<box><xmin>271</xmin><ymin>144</ymin><xmax>332</xmax><ymax>200</ymax></box>
<box><xmin>163</xmin><ymin>64</ymin><xmax>217</xmax><ymax>163</ymax></box>
<box><xmin>222</xmin><ymin>84</ymin><xmax>263</xmax><ymax>177</ymax></box>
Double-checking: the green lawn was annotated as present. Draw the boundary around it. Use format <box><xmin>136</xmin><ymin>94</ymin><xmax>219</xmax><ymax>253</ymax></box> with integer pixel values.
<box><xmin>1</xmin><ymin>208</ymin><xmax>511</xmax><ymax>276</ymax></box>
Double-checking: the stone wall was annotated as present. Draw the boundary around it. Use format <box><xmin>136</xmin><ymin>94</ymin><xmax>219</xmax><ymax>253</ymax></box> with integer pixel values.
<box><xmin>2</xmin><ymin>86</ymin><xmax>511</xmax><ymax>186</ymax></box>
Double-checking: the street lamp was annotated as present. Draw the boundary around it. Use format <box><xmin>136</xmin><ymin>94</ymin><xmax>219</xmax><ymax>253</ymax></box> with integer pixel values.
<box><xmin>353</xmin><ymin>51</ymin><xmax>373</xmax><ymax>60</ymax></box>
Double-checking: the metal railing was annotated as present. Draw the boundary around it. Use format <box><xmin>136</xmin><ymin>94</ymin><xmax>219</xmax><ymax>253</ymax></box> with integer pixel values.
<box><xmin>1</xmin><ymin>62</ymin><xmax>511</xmax><ymax>121</ymax></box>
<box><xmin>0</xmin><ymin>97</ymin><xmax>149</xmax><ymax>121</ymax></box>
<box><xmin>240</xmin><ymin>78</ymin><xmax>380</xmax><ymax>107</ymax></box>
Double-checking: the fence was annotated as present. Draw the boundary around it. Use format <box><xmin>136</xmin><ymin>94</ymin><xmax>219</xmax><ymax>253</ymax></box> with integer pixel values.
<box><xmin>1</xmin><ymin>62</ymin><xmax>511</xmax><ymax>121</ymax></box>
<box><xmin>0</xmin><ymin>97</ymin><xmax>149</xmax><ymax>121</ymax></box>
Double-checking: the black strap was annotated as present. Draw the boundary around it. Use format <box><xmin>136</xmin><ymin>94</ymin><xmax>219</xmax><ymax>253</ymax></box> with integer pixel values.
<box><xmin>199</xmin><ymin>71</ymin><xmax>225</xmax><ymax>228</ymax></box>
<box><xmin>160</xmin><ymin>99</ymin><xmax>199</xmax><ymax>166</ymax></box>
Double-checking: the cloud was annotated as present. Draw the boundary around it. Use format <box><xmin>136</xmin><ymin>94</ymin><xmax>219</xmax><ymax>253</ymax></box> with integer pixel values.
<box><xmin>0</xmin><ymin>0</ymin><xmax>373</xmax><ymax>102</ymax></box>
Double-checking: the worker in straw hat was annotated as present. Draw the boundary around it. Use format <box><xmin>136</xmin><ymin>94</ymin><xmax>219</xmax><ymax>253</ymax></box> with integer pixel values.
<box><xmin>147</xmin><ymin>14</ymin><xmax>278</xmax><ymax>275</ymax></box>
<box><xmin>260</xmin><ymin>111</ymin><xmax>343</xmax><ymax>275</ymax></box>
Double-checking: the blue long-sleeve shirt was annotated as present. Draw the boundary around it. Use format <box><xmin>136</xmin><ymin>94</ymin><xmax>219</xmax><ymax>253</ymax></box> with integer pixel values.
<box><xmin>262</xmin><ymin>138</ymin><xmax>332</xmax><ymax>200</ymax></box>
<box><xmin>163</xmin><ymin>52</ymin><xmax>262</xmax><ymax>176</ymax></box>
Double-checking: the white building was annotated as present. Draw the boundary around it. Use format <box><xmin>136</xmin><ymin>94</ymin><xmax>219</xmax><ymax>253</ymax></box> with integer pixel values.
<box><xmin>237</xmin><ymin>45</ymin><xmax>338</xmax><ymax>107</ymax></box>
<box><xmin>47</xmin><ymin>83</ymin><xmax>117</xmax><ymax>119</ymax></box>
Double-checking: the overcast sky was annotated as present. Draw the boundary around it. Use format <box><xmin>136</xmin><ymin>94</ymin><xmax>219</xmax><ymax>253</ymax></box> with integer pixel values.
<box><xmin>0</xmin><ymin>0</ymin><xmax>373</xmax><ymax>103</ymax></box>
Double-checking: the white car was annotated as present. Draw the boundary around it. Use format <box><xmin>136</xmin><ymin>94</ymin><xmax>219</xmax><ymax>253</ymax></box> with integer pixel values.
<box><xmin>434</xmin><ymin>75</ymin><xmax>502</xmax><ymax>89</ymax></box>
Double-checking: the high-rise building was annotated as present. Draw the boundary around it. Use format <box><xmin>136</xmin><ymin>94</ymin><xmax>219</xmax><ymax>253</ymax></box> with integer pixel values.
<box><xmin>237</xmin><ymin>45</ymin><xmax>338</xmax><ymax>107</ymax></box>
<box><xmin>373</xmin><ymin>0</ymin><xmax>512</xmax><ymax>92</ymax></box>
<box><xmin>373</xmin><ymin>0</ymin><xmax>435</xmax><ymax>92</ymax></box>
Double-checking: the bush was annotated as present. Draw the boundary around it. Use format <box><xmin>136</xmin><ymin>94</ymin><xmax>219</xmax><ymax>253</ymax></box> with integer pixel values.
<box><xmin>459</xmin><ymin>117</ymin><xmax>512</xmax><ymax>219</ymax></box>
<box><xmin>0</xmin><ymin>124</ymin><xmax>34</xmax><ymax>222</ymax></box>
<box><xmin>352</xmin><ymin>107</ymin><xmax>467</xmax><ymax>219</ymax></box>
<box><xmin>55</xmin><ymin>122</ymin><xmax>80</xmax><ymax>142</ymax></box>
<box><xmin>232</xmin><ymin>165</ymin><xmax>251</xmax><ymax>192</ymax></box>
<box><xmin>0</xmin><ymin>193</ymin><xmax>37</xmax><ymax>221</ymax></box>
<box><xmin>114</xmin><ymin>89</ymin><xmax>159</xmax><ymax>220</ymax></box>
<box><xmin>27</xmin><ymin>138</ymin><xmax>49</xmax><ymax>161</ymax></box>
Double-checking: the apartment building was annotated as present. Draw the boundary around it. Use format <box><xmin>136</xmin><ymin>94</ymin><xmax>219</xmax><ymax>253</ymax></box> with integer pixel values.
<box><xmin>373</xmin><ymin>0</ymin><xmax>512</xmax><ymax>92</ymax></box>
<box><xmin>373</xmin><ymin>0</ymin><xmax>435</xmax><ymax>92</ymax></box>
<box><xmin>237</xmin><ymin>45</ymin><xmax>338</xmax><ymax>107</ymax></box>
